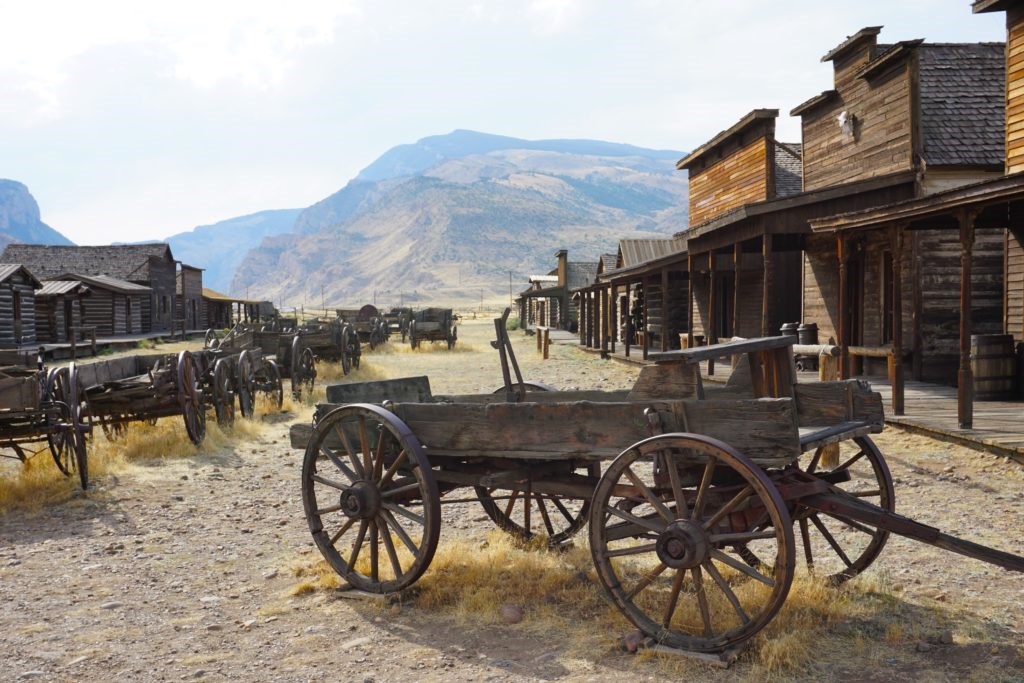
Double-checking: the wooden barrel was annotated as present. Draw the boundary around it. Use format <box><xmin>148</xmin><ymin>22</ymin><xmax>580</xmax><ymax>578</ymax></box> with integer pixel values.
<box><xmin>970</xmin><ymin>334</ymin><xmax>1016</xmax><ymax>400</ymax></box>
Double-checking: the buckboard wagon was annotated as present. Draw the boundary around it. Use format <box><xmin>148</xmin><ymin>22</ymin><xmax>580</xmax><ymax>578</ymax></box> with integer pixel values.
<box><xmin>1</xmin><ymin>362</ymin><xmax>90</xmax><ymax>488</ymax></box>
<box><xmin>209</xmin><ymin>322</ymin><xmax>317</xmax><ymax>407</ymax></box>
<box><xmin>336</xmin><ymin>305</ymin><xmax>386</xmax><ymax>350</ymax></box>
<box><xmin>289</xmin><ymin>323</ymin><xmax>1024</xmax><ymax>657</ymax></box>
<box><xmin>408</xmin><ymin>308</ymin><xmax>457</xmax><ymax>349</ymax></box>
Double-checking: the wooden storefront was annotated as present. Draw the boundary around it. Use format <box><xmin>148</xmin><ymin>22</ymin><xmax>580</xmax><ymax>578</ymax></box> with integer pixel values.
<box><xmin>177</xmin><ymin>264</ymin><xmax>204</xmax><ymax>330</ymax></box>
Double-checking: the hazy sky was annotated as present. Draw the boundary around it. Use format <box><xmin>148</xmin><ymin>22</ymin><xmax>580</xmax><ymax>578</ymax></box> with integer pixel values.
<box><xmin>0</xmin><ymin>1</ymin><xmax>1006</xmax><ymax>245</ymax></box>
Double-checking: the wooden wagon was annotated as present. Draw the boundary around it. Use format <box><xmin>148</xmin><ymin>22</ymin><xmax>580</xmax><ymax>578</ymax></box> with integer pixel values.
<box><xmin>1</xmin><ymin>361</ymin><xmax>90</xmax><ymax>488</ymax></box>
<box><xmin>210</xmin><ymin>322</ymin><xmax>316</xmax><ymax>406</ymax></box>
<box><xmin>408</xmin><ymin>308</ymin><xmax>457</xmax><ymax>349</ymax></box>
<box><xmin>78</xmin><ymin>351</ymin><xmax>207</xmax><ymax>446</ymax></box>
<box><xmin>336</xmin><ymin>305</ymin><xmax>386</xmax><ymax>350</ymax></box>
<box><xmin>295</xmin><ymin>319</ymin><xmax>360</xmax><ymax>375</ymax></box>
<box><xmin>291</xmin><ymin>321</ymin><xmax>1024</xmax><ymax>656</ymax></box>
<box><xmin>381</xmin><ymin>307</ymin><xmax>413</xmax><ymax>342</ymax></box>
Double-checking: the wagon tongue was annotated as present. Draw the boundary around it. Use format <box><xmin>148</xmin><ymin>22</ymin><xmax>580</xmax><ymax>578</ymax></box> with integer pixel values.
<box><xmin>802</xmin><ymin>491</ymin><xmax>1024</xmax><ymax>573</ymax></box>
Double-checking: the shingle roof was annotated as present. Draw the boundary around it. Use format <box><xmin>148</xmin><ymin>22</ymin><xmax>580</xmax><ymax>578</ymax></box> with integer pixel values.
<box><xmin>566</xmin><ymin>262</ymin><xmax>598</xmax><ymax>291</ymax></box>
<box><xmin>0</xmin><ymin>263</ymin><xmax>42</xmax><ymax>287</ymax></box>
<box><xmin>598</xmin><ymin>253</ymin><xmax>618</xmax><ymax>274</ymax></box>
<box><xmin>918</xmin><ymin>43</ymin><xmax>1004</xmax><ymax>168</ymax></box>
<box><xmin>0</xmin><ymin>244</ymin><xmax>174</xmax><ymax>281</ymax></box>
<box><xmin>774</xmin><ymin>143</ymin><xmax>803</xmax><ymax>198</ymax></box>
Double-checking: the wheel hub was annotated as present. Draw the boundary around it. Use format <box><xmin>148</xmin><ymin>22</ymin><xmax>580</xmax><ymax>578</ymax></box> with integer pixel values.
<box><xmin>656</xmin><ymin>520</ymin><xmax>710</xmax><ymax>569</ymax></box>
<box><xmin>340</xmin><ymin>481</ymin><xmax>381</xmax><ymax>520</ymax></box>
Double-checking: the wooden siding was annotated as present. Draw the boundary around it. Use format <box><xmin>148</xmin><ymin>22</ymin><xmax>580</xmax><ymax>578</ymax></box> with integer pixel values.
<box><xmin>0</xmin><ymin>275</ymin><xmax>37</xmax><ymax>347</ymax></box>
<box><xmin>688</xmin><ymin>137</ymin><xmax>769</xmax><ymax>226</ymax></box>
<box><xmin>177</xmin><ymin>267</ymin><xmax>203</xmax><ymax>330</ymax></box>
<box><xmin>1008</xmin><ymin>227</ymin><xmax>1024</xmax><ymax>342</ymax></box>
<box><xmin>802</xmin><ymin>61</ymin><xmax>915</xmax><ymax>191</ymax></box>
<box><xmin>141</xmin><ymin>255</ymin><xmax>176</xmax><ymax>333</ymax></box>
<box><xmin>803</xmin><ymin>234</ymin><xmax>840</xmax><ymax>344</ymax></box>
<box><xmin>1008</xmin><ymin>7</ymin><xmax>1024</xmax><ymax>173</ymax></box>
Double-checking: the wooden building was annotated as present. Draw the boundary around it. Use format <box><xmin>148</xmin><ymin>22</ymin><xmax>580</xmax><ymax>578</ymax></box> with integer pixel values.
<box><xmin>0</xmin><ymin>264</ymin><xmax>41</xmax><ymax>348</ymax></box>
<box><xmin>516</xmin><ymin>250</ymin><xmax>598</xmax><ymax>331</ymax></box>
<box><xmin>177</xmin><ymin>264</ymin><xmax>203</xmax><ymax>330</ymax></box>
<box><xmin>202</xmin><ymin>288</ymin><xmax>234</xmax><ymax>329</ymax></box>
<box><xmin>57</xmin><ymin>273</ymin><xmax>148</xmax><ymax>337</ymax></box>
<box><xmin>35</xmin><ymin>280</ymin><xmax>91</xmax><ymax>344</ymax></box>
<box><xmin>0</xmin><ymin>244</ymin><xmax>179</xmax><ymax>333</ymax></box>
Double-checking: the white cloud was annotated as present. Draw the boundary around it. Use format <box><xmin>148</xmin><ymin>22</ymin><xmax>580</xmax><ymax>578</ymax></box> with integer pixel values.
<box><xmin>526</xmin><ymin>0</ymin><xmax>583</xmax><ymax>35</ymax></box>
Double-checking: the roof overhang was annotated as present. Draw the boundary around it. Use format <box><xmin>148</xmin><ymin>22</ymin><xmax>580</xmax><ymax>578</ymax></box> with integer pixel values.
<box><xmin>676</xmin><ymin>109</ymin><xmax>778</xmax><ymax>171</ymax></box>
<box><xmin>973</xmin><ymin>0</ymin><xmax>1018</xmax><ymax>13</ymax></box>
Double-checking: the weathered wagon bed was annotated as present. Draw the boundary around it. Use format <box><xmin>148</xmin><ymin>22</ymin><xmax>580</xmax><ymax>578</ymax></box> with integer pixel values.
<box><xmin>290</xmin><ymin>321</ymin><xmax>1024</xmax><ymax>656</ymax></box>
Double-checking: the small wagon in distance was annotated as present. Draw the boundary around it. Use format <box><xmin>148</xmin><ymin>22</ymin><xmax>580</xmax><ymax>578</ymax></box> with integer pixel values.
<box><xmin>408</xmin><ymin>308</ymin><xmax>458</xmax><ymax>349</ymax></box>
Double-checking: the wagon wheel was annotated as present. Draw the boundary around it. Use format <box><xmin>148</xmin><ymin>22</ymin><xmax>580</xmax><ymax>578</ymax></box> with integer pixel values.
<box><xmin>791</xmin><ymin>436</ymin><xmax>894</xmax><ymax>584</ymax></box>
<box><xmin>237</xmin><ymin>351</ymin><xmax>256</xmax><ymax>418</ymax></box>
<box><xmin>408</xmin><ymin>320</ymin><xmax>418</xmax><ymax>350</ymax></box>
<box><xmin>212</xmin><ymin>358</ymin><xmax>235</xmax><ymax>426</ymax></box>
<box><xmin>302</xmin><ymin>403</ymin><xmax>441</xmax><ymax>593</ymax></box>
<box><xmin>265</xmin><ymin>359</ymin><xmax>284</xmax><ymax>410</ymax></box>
<box><xmin>474</xmin><ymin>461</ymin><xmax>600</xmax><ymax>546</ymax></box>
<box><xmin>368</xmin><ymin>319</ymin><xmax>381</xmax><ymax>351</ymax></box>
<box><xmin>176</xmin><ymin>351</ymin><xmax>206</xmax><ymax>446</ymax></box>
<box><xmin>447</xmin><ymin>326</ymin><xmax>457</xmax><ymax>350</ymax></box>
<box><xmin>204</xmin><ymin>328</ymin><xmax>220</xmax><ymax>349</ymax></box>
<box><xmin>348</xmin><ymin>325</ymin><xmax>361</xmax><ymax>370</ymax></box>
<box><xmin>45</xmin><ymin>367</ymin><xmax>73</xmax><ymax>476</ymax></box>
<box><xmin>47</xmin><ymin>365</ymin><xmax>89</xmax><ymax>489</ymax></box>
<box><xmin>291</xmin><ymin>347</ymin><xmax>317</xmax><ymax>400</ymax></box>
<box><xmin>589</xmin><ymin>433</ymin><xmax>794</xmax><ymax>652</ymax></box>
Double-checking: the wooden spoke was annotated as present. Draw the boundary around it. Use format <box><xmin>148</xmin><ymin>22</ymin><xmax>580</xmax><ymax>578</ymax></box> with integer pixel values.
<box><xmin>690</xmin><ymin>458</ymin><xmax>717</xmax><ymax>521</ymax></box>
<box><xmin>703</xmin><ymin>560</ymin><xmax>749</xmax><ymax>624</ymax></box>
<box><xmin>624</xmin><ymin>562</ymin><xmax>669</xmax><ymax>600</ymax></box>
<box><xmin>382</xmin><ymin>501</ymin><xmax>425</xmax><ymax>526</ymax></box>
<box><xmin>799</xmin><ymin>517</ymin><xmax>814</xmax><ymax>569</ymax></box>
<box><xmin>535</xmin><ymin>495</ymin><xmax>555</xmax><ymax>536</ymax></box>
<box><xmin>378</xmin><ymin>449</ymin><xmax>408</xmax><ymax>488</ymax></box>
<box><xmin>315</xmin><ymin>503</ymin><xmax>344</xmax><ymax>515</ymax></box>
<box><xmin>849</xmin><ymin>489</ymin><xmax>882</xmax><ymax>498</ymax></box>
<box><xmin>369</xmin><ymin>521</ymin><xmax>379</xmax><ymax>582</ymax></box>
<box><xmin>806</xmin><ymin>448</ymin><xmax>823</xmax><ymax>475</ymax></box>
<box><xmin>623</xmin><ymin>466</ymin><xmax>674</xmax><ymax>522</ymax></box>
<box><xmin>329</xmin><ymin>517</ymin><xmax>356</xmax><ymax>547</ymax></box>
<box><xmin>662</xmin><ymin>569</ymin><xmax>685</xmax><ymax>628</ymax></box>
<box><xmin>828</xmin><ymin>515</ymin><xmax>877</xmax><ymax>536</ymax></box>
<box><xmin>523</xmin><ymin>481</ymin><xmax>532</xmax><ymax>535</ymax></box>
<box><xmin>834</xmin><ymin>450</ymin><xmax>866</xmax><ymax>473</ymax></box>
<box><xmin>702</xmin><ymin>486</ymin><xmax>753</xmax><ymax>531</ymax></box>
<box><xmin>604</xmin><ymin>542</ymin><xmax>658</xmax><ymax>558</ymax></box>
<box><xmin>320</xmin><ymin>445</ymin><xmax>359</xmax><ymax>481</ymax></box>
<box><xmin>311</xmin><ymin>472</ymin><xmax>349</xmax><ymax>491</ymax></box>
<box><xmin>691</xmin><ymin>567</ymin><xmax>713</xmax><ymax>637</ymax></box>
<box><xmin>665</xmin><ymin>455</ymin><xmax>687</xmax><ymax>520</ymax></box>
<box><xmin>709</xmin><ymin>549</ymin><xmax>775</xmax><ymax>586</ymax></box>
<box><xmin>379</xmin><ymin>520</ymin><xmax>404</xmax><ymax>579</ymax></box>
<box><xmin>333</xmin><ymin>424</ymin><xmax>365</xmax><ymax>479</ymax></box>
<box><xmin>504</xmin><ymin>489</ymin><xmax>521</xmax><ymax>519</ymax></box>
<box><xmin>358</xmin><ymin>415</ymin><xmax>372</xmax><ymax>476</ymax></box>
<box><xmin>372</xmin><ymin>425</ymin><xmax>387</xmax><ymax>481</ymax></box>
<box><xmin>380</xmin><ymin>480</ymin><xmax>421</xmax><ymax>499</ymax></box>
<box><xmin>809</xmin><ymin>515</ymin><xmax>853</xmax><ymax>567</ymax></box>
<box><xmin>550</xmin><ymin>496</ymin><xmax>575</xmax><ymax>523</ymax></box>
<box><xmin>380</xmin><ymin>509</ymin><xmax>420</xmax><ymax>557</ymax></box>
<box><xmin>347</xmin><ymin>520</ymin><xmax>369</xmax><ymax>568</ymax></box>
<box><xmin>604</xmin><ymin>504</ymin><xmax>666</xmax><ymax>534</ymax></box>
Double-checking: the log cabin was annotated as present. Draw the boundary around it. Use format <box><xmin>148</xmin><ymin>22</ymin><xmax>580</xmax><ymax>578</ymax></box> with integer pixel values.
<box><xmin>0</xmin><ymin>264</ymin><xmax>41</xmax><ymax>348</ymax></box>
<box><xmin>35</xmin><ymin>280</ymin><xmax>91</xmax><ymax>344</ymax></box>
<box><xmin>516</xmin><ymin>250</ymin><xmax>598</xmax><ymax>331</ymax></box>
<box><xmin>55</xmin><ymin>273</ymin><xmax>148</xmax><ymax>337</ymax></box>
<box><xmin>0</xmin><ymin>244</ymin><xmax>179</xmax><ymax>333</ymax></box>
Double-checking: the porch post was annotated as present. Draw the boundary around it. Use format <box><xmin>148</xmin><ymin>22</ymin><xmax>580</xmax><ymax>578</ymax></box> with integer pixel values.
<box><xmin>624</xmin><ymin>282</ymin><xmax>631</xmax><ymax>358</ymax></box>
<box><xmin>660</xmin><ymin>267</ymin><xmax>669</xmax><ymax>352</ymax></box>
<box><xmin>761</xmin><ymin>234</ymin><xmax>773</xmax><ymax>337</ymax></box>
<box><xmin>609</xmin><ymin>283</ymin><xmax>617</xmax><ymax>353</ymax></box>
<box><xmin>686</xmin><ymin>253</ymin><xmax>694</xmax><ymax>347</ymax></box>
<box><xmin>707</xmin><ymin>251</ymin><xmax>716</xmax><ymax>374</ymax></box>
<box><xmin>837</xmin><ymin>235</ymin><xmax>849</xmax><ymax>380</ymax></box>
<box><xmin>958</xmin><ymin>209</ymin><xmax>977</xmax><ymax>429</ymax></box>
<box><xmin>641</xmin><ymin>277</ymin><xmax>650</xmax><ymax>361</ymax></box>
<box><xmin>890</xmin><ymin>224</ymin><xmax>905</xmax><ymax>416</ymax></box>
<box><xmin>733</xmin><ymin>242</ymin><xmax>742</xmax><ymax>338</ymax></box>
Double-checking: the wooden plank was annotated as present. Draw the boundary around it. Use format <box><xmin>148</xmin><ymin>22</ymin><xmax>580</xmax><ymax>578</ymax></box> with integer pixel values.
<box><xmin>324</xmin><ymin>376</ymin><xmax>433</xmax><ymax>404</ymax></box>
<box><xmin>627</xmin><ymin>362</ymin><xmax>703</xmax><ymax>400</ymax></box>
<box><xmin>648</xmin><ymin>335</ymin><xmax>795</xmax><ymax>364</ymax></box>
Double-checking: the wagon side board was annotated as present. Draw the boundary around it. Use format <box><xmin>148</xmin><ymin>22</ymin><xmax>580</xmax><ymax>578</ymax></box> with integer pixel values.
<box><xmin>292</xmin><ymin>398</ymin><xmax>801</xmax><ymax>466</ymax></box>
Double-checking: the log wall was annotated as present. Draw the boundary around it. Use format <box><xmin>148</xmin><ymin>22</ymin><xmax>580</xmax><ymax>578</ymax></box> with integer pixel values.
<box><xmin>0</xmin><ymin>274</ymin><xmax>37</xmax><ymax>347</ymax></box>
<box><xmin>688</xmin><ymin>137</ymin><xmax>769</xmax><ymax>226</ymax></box>
<box><xmin>801</xmin><ymin>61</ymin><xmax>914</xmax><ymax>191</ymax></box>
<box><xmin>1008</xmin><ymin>227</ymin><xmax>1024</xmax><ymax>342</ymax></box>
<box><xmin>1008</xmin><ymin>7</ymin><xmax>1024</xmax><ymax>174</ymax></box>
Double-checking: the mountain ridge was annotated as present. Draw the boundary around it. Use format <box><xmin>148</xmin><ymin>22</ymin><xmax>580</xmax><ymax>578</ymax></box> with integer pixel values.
<box><xmin>0</xmin><ymin>179</ymin><xmax>74</xmax><ymax>252</ymax></box>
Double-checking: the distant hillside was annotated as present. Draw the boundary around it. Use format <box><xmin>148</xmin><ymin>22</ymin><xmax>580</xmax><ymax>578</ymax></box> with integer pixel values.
<box><xmin>234</xmin><ymin>130</ymin><xmax>688</xmax><ymax>307</ymax></box>
<box><xmin>164</xmin><ymin>209</ymin><xmax>301</xmax><ymax>293</ymax></box>
<box><xmin>0</xmin><ymin>179</ymin><xmax>74</xmax><ymax>252</ymax></box>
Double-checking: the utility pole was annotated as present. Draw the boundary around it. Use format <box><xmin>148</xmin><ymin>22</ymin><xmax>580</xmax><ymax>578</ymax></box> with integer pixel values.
<box><xmin>509</xmin><ymin>271</ymin><xmax>513</xmax><ymax>307</ymax></box>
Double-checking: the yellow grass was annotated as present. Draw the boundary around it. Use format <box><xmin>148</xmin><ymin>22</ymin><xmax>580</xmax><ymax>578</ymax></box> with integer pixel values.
<box><xmin>286</xmin><ymin>531</ymin><xmax>936</xmax><ymax>677</ymax></box>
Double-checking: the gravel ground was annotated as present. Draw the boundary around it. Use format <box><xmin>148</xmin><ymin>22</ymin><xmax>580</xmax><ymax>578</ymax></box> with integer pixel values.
<box><xmin>1</xmin><ymin>317</ymin><xmax>1022</xmax><ymax>682</ymax></box>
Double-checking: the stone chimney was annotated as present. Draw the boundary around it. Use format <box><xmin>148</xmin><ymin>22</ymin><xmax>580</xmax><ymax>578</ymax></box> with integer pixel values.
<box><xmin>555</xmin><ymin>249</ymin><xmax>568</xmax><ymax>287</ymax></box>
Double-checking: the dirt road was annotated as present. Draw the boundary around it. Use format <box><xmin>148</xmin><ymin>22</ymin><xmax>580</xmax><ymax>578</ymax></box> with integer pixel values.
<box><xmin>1</xmin><ymin>317</ymin><xmax>1022</xmax><ymax>682</ymax></box>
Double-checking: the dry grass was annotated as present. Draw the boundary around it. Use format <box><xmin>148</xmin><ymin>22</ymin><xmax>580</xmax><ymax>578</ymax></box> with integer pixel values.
<box><xmin>0</xmin><ymin>412</ymin><xmax>268</xmax><ymax>513</ymax></box>
<box><xmin>286</xmin><ymin>531</ymin><xmax>959</xmax><ymax>678</ymax></box>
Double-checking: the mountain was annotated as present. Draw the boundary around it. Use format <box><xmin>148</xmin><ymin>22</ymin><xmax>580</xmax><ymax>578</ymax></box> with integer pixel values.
<box><xmin>233</xmin><ymin>130</ymin><xmax>688</xmax><ymax>307</ymax></box>
<box><xmin>0</xmin><ymin>179</ymin><xmax>74</xmax><ymax>252</ymax></box>
<box><xmin>163</xmin><ymin>209</ymin><xmax>301</xmax><ymax>293</ymax></box>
